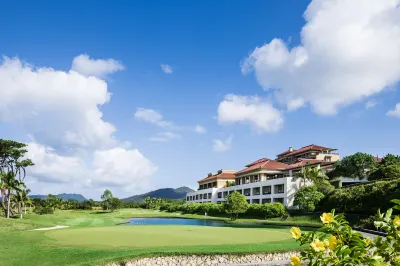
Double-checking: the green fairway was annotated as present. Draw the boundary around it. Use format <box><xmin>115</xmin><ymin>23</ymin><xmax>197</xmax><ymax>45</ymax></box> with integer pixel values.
<box><xmin>44</xmin><ymin>225</ymin><xmax>291</xmax><ymax>248</ymax></box>
<box><xmin>0</xmin><ymin>209</ymin><xmax>309</xmax><ymax>266</ymax></box>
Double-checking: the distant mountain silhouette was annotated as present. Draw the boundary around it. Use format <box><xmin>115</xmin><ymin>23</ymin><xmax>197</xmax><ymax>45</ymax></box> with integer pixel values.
<box><xmin>122</xmin><ymin>187</ymin><xmax>194</xmax><ymax>202</ymax></box>
<box><xmin>29</xmin><ymin>193</ymin><xmax>87</xmax><ymax>202</ymax></box>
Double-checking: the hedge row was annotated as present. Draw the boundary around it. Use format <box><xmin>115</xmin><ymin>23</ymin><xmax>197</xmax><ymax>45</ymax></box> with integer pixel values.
<box><xmin>320</xmin><ymin>178</ymin><xmax>400</xmax><ymax>215</ymax></box>
<box><xmin>160</xmin><ymin>202</ymin><xmax>286</xmax><ymax>219</ymax></box>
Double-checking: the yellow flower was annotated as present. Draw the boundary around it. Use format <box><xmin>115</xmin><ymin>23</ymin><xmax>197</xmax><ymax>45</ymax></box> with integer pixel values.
<box><xmin>290</xmin><ymin>227</ymin><xmax>301</xmax><ymax>240</ymax></box>
<box><xmin>320</xmin><ymin>212</ymin><xmax>334</xmax><ymax>224</ymax></box>
<box><xmin>363</xmin><ymin>238</ymin><xmax>371</xmax><ymax>247</ymax></box>
<box><xmin>310</xmin><ymin>239</ymin><xmax>326</xmax><ymax>252</ymax></box>
<box><xmin>394</xmin><ymin>216</ymin><xmax>400</xmax><ymax>227</ymax></box>
<box><xmin>323</xmin><ymin>240</ymin><xmax>329</xmax><ymax>247</ymax></box>
<box><xmin>328</xmin><ymin>235</ymin><xmax>338</xmax><ymax>250</ymax></box>
<box><xmin>290</xmin><ymin>256</ymin><xmax>301</xmax><ymax>266</ymax></box>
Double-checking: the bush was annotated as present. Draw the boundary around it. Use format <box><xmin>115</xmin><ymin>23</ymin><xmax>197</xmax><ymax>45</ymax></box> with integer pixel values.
<box><xmin>34</xmin><ymin>206</ymin><xmax>54</xmax><ymax>215</ymax></box>
<box><xmin>247</xmin><ymin>204</ymin><xmax>263</xmax><ymax>217</ymax></box>
<box><xmin>181</xmin><ymin>202</ymin><xmax>201</xmax><ymax>214</ymax></box>
<box><xmin>224</xmin><ymin>191</ymin><xmax>249</xmax><ymax>220</ymax></box>
<box><xmin>320</xmin><ymin>178</ymin><xmax>400</xmax><ymax>215</ymax></box>
<box><xmin>262</xmin><ymin>202</ymin><xmax>286</xmax><ymax>218</ymax></box>
<box><xmin>294</xmin><ymin>186</ymin><xmax>325</xmax><ymax>212</ymax></box>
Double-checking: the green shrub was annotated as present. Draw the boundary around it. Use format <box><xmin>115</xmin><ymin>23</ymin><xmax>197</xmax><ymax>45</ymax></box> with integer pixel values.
<box><xmin>320</xmin><ymin>178</ymin><xmax>400</xmax><ymax>214</ymax></box>
<box><xmin>294</xmin><ymin>186</ymin><xmax>325</xmax><ymax>212</ymax></box>
<box><xmin>262</xmin><ymin>202</ymin><xmax>286</xmax><ymax>218</ymax></box>
<box><xmin>34</xmin><ymin>206</ymin><xmax>54</xmax><ymax>215</ymax></box>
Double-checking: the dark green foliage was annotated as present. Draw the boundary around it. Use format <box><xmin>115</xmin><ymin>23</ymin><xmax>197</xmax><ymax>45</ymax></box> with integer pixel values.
<box><xmin>224</xmin><ymin>192</ymin><xmax>249</xmax><ymax>220</ymax></box>
<box><xmin>108</xmin><ymin>197</ymin><xmax>123</xmax><ymax>211</ymax></box>
<box><xmin>314</xmin><ymin>180</ymin><xmax>335</xmax><ymax>194</ymax></box>
<box><xmin>320</xmin><ymin>178</ymin><xmax>400</xmax><ymax>215</ymax></box>
<box><xmin>333</xmin><ymin>152</ymin><xmax>377</xmax><ymax>179</ymax></box>
<box><xmin>262</xmin><ymin>202</ymin><xmax>286</xmax><ymax>218</ymax></box>
<box><xmin>293</xmin><ymin>186</ymin><xmax>324</xmax><ymax>212</ymax></box>
<box><xmin>121</xmin><ymin>187</ymin><xmax>194</xmax><ymax>202</ymax></box>
<box><xmin>369</xmin><ymin>153</ymin><xmax>400</xmax><ymax>180</ymax></box>
<box><xmin>123</xmin><ymin>202</ymin><xmax>140</xmax><ymax>208</ymax></box>
<box><xmin>33</xmin><ymin>206</ymin><xmax>54</xmax><ymax>215</ymax></box>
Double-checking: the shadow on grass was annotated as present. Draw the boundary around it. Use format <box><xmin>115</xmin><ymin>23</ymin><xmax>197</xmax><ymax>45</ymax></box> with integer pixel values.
<box><xmin>89</xmin><ymin>211</ymin><xmax>112</xmax><ymax>214</ymax></box>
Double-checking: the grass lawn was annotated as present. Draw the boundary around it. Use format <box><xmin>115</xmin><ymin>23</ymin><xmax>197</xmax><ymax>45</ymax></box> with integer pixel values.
<box><xmin>0</xmin><ymin>209</ymin><xmax>311</xmax><ymax>266</ymax></box>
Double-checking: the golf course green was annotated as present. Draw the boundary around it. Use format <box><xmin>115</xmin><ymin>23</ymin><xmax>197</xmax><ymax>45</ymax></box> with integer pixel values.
<box><xmin>0</xmin><ymin>209</ymin><xmax>308</xmax><ymax>266</ymax></box>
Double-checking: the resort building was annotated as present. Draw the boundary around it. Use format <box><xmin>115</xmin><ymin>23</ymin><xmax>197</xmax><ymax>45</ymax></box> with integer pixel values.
<box><xmin>186</xmin><ymin>144</ymin><xmax>341</xmax><ymax>208</ymax></box>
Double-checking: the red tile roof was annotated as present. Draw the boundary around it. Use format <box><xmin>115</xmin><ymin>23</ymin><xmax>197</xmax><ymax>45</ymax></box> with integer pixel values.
<box><xmin>236</xmin><ymin>158</ymin><xmax>289</xmax><ymax>175</ymax></box>
<box><xmin>374</xmin><ymin>156</ymin><xmax>382</xmax><ymax>163</ymax></box>
<box><xmin>287</xmin><ymin>158</ymin><xmax>323</xmax><ymax>168</ymax></box>
<box><xmin>198</xmin><ymin>172</ymin><xmax>236</xmax><ymax>183</ymax></box>
<box><xmin>277</xmin><ymin>144</ymin><xmax>336</xmax><ymax>158</ymax></box>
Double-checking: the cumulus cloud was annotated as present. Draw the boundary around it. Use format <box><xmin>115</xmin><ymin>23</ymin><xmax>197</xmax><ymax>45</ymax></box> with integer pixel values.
<box><xmin>160</xmin><ymin>64</ymin><xmax>173</xmax><ymax>74</ymax></box>
<box><xmin>71</xmin><ymin>54</ymin><xmax>124</xmax><ymax>77</ymax></box>
<box><xmin>213</xmin><ymin>135</ymin><xmax>233</xmax><ymax>153</ymax></box>
<box><xmin>387</xmin><ymin>103</ymin><xmax>400</xmax><ymax>117</ymax></box>
<box><xmin>194</xmin><ymin>125</ymin><xmax>207</xmax><ymax>134</ymax></box>
<box><xmin>242</xmin><ymin>0</ymin><xmax>400</xmax><ymax>115</ymax></box>
<box><xmin>0</xmin><ymin>56</ymin><xmax>157</xmax><ymax>198</ymax></box>
<box><xmin>217</xmin><ymin>94</ymin><xmax>283</xmax><ymax>133</ymax></box>
<box><xmin>149</xmin><ymin>132</ymin><xmax>181</xmax><ymax>142</ymax></box>
<box><xmin>0</xmin><ymin>57</ymin><xmax>116</xmax><ymax>149</ymax></box>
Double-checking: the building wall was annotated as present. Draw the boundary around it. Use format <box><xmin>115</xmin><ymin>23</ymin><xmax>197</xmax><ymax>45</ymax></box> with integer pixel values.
<box><xmin>315</xmin><ymin>153</ymin><xmax>340</xmax><ymax>162</ymax></box>
<box><xmin>186</xmin><ymin>176</ymin><xmax>302</xmax><ymax>208</ymax></box>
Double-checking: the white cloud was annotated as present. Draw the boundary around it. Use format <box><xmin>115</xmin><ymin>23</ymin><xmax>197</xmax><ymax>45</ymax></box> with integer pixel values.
<box><xmin>387</xmin><ymin>103</ymin><xmax>400</xmax><ymax>117</ymax></box>
<box><xmin>242</xmin><ymin>0</ymin><xmax>400</xmax><ymax>115</ymax></box>
<box><xmin>149</xmin><ymin>132</ymin><xmax>181</xmax><ymax>142</ymax></box>
<box><xmin>92</xmin><ymin>147</ymin><xmax>158</xmax><ymax>187</ymax></box>
<box><xmin>71</xmin><ymin>54</ymin><xmax>124</xmax><ymax>77</ymax></box>
<box><xmin>134</xmin><ymin>108</ymin><xmax>174</xmax><ymax>128</ymax></box>
<box><xmin>217</xmin><ymin>94</ymin><xmax>283</xmax><ymax>133</ymax></box>
<box><xmin>0</xmin><ymin>56</ymin><xmax>116</xmax><ymax>149</ymax></box>
<box><xmin>160</xmin><ymin>64</ymin><xmax>173</xmax><ymax>74</ymax></box>
<box><xmin>365</xmin><ymin>99</ymin><xmax>378</xmax><ymax>109</ymax></box>
<box><xmin>195</xmin><ymin>125</ymin><xmax>207</xmax><ymax>134</ymax></box>
<box><xmin>213</xmin><ymin>135</ymin><xmax>233</xmax><ymax>153</ymax></box>
<box><xmin>0</xmin><ymin>56</ymin><xmax>157</xmax><ymax>198</ymax></box>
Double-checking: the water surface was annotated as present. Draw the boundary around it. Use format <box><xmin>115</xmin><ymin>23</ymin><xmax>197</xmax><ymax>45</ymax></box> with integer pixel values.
<box><xmin>125</xmin><ymin>217</ymin><xmax>226</xmax><ymax>227</ymax></box>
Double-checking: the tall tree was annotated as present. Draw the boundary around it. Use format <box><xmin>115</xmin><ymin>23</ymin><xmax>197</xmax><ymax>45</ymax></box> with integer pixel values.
<box><xmin>224</xmin><ymin>191</ymin><xmax>249</xmax><ymax>220</ymax></box>
<box><xmin>334</xmin><ymin>152</ymin><xmax>377</xmax><ymax>179</ymax></box>
<box><xmin>292</xmin><ymin>165</ymin><xmax>327</xmax><ymax>187</ymax></box>
<box><xmin>101</xmin><ymin>189</ymin><xmax>113</xmax><ymax>210</ymax></box>
<box><xmin>0</xmin><ymin>139</ymin><xmax>34</xmax><ymax>217</ymax></box>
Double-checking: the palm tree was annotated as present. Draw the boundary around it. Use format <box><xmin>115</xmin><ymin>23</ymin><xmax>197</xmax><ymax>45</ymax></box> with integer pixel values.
<box><xmin>292</xmin><ymin>165</ymin><xmax>327</xmax><ymax>187</ymax></box>
<box><xmin>0</xmin><ymin>171</ymin><xmax>19</xmax><ymax>218</ymax></box>
<box><xmin>14</xmin><ymin>181</ymin><xmax>27</xmax><ymax>218</ymax></box>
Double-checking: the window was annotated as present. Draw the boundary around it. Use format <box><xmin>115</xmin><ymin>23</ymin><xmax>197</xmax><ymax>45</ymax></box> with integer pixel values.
<box><xmin>253</xmin><ymin>187</ymin><xmax>260</xmax><ymax>195</ymax></box>
<box><xmin>262</xmin><ymin>198</ymin><xmax>271</xmax><ymax>204</ymax></box>
<box><xmin>187</xmin><ymin>197</ymin><xmax>189</xmax><ymax>201</ymax></box>
<box><xmin>274</xmin><ymin>198</ymin><xmax>284</xmax><ymax>204</ymax></box>
<box><xmin>203</xmin><ymin>194</ymin><xmax>207</xmax><ymax>199</ymax></box>
<box><xmin>208</xmin><ymin>193</ymin><xmax>212</xmax><ymax>199</ymax></box>
<box><xmin>252</xmin><ymin>199</ymin><xmax>260</xmax><ymax>204</ymax></box>
<box><xmin>325</xmin><ymin>156</ymin><xmax>331</xmax><ymax>162</ymax></box>
<box><xmin>218</xmin><ymin>192</ymin><xmax>222</xmax><ymax>198</ymax></box>
<box><xmin>236</xmin><ymin>189</ymin><xmax>242</xmax><ymax>194</ymax></box>
<box><xmin>244</xmin><ymin>188</ymin><xmax>251</xmax><ymax>196</ymax></box>
<box><xmin>223</xmin><ymin>191</ymin><xmax>228</xmax><ymax>198</ymax></box>
<box><xmin>200</xmin><ymin>194</ymin><xmax>203</xmax><ymax>200</ymax></box>
<box><xmin>196</xmin><ymin>195</ymin><xmax>199</xmax><ymax>200</ymax></box>
<box><xmin>217</xmin><ymin>201</ymin><xmax>221</xmax><ymax>204</ymax></box>
<box><xmin>274</xmin><ymin>184</ymin><xmax>284</xmax><ymax>194</ymax></box>
<box><xmin>262</xmin><ymin>186</ymin><xmax>271</xmax><ymax>195</ymax></box>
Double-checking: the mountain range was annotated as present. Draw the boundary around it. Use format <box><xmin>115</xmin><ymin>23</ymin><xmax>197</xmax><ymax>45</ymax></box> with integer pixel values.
<box><xmin>29</xmin><ymin>193</ymin><xmax>87</xmax><ymax>202</ymax></box>
<box><xmin>121</xmin><ymin>187</ymin><xmax>194</xmax><ymax>202</ymax></box>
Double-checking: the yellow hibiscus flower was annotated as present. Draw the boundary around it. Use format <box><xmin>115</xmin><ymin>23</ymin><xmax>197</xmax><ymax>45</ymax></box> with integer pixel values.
<box><xmin>363</xmin><ymin>238</ymin><xmax>371</xmax><ymax>246</ymax></box>
<box><xmin>290</xmin><ymin>227</ymin><xmax>301</xmax><ymax>240</ymax></box>
<box><xmin>320</xmin><ymin>213</ymin><xmax>334</xmax><ymax>224</ymax></box>
<box><xmin>311</xmin><ymin>239</ymin><xmax>326</xmax><ymax>252</ymax></box>
<box><xmin>328</xmin><ymin>235</ymin><xmax>338</xmax><ymax>250</ymax></box>
<box><xmin>290</xmin><ymin>256</ymin><xmax>301</xmax><ymax>266</ymax></box>
<box><xmin>394</xmin><ymin>216</ymin><xmax>400</xmax><ymax>227</ymax></box>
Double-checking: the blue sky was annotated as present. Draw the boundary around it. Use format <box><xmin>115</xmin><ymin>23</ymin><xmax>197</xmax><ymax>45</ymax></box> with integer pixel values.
<box><xmin>1</xmin><ymin>0</ymin><xmax>399</xmax><ymax>199</ymax></box>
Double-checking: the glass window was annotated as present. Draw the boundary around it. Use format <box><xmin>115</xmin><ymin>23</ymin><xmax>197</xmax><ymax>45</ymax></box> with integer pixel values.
<box><xmin>218</xmin><ymin>192</ymin><xmax>222</xmax><ymax>198</ymax></box>
<box><xmin>262</xmin><ymin>198</ymin><xmax>271</xmax><ymax>204</ymax></box>
<box><xmin>208</xmin><ymin>193</ymin><xmax>212</xmax><ymax>199</ymax></box>
<box><xmin>274</xmin><ymin>198</ymin><xmax>284</xmax><ymax>204</ymax></box>
<box><xmin>274</xmin><ymin>184</ymin><xmax>284</xmax><ymax>194</ymax></box>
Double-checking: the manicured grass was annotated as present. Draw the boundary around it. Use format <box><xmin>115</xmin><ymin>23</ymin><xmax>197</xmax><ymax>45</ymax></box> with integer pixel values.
<box><xmin>0</xmin><ymin>209</ymin><xmax>311</xmax><ymax>266</ymax></box>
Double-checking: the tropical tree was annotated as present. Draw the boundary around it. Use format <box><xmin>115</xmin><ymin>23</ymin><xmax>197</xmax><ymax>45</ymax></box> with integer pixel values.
<box><xmin>294</xmin><ymin>186</ymin><xmax>324</xmax><ymax>211</ymax></box>
<box><xmin>224</xmin><ymin>191</ymin><xmax>249</xmax><ymax>220</ymax></box>
<box><xmin>334</xmin><ymin>152</ymin><xmax>377</xmax><ymax>179</ymax></box>
<box><xmin>0</xmin><ymin>170</ymin><xmax>19</xmax><ymax>218</ymax></box>
<box><xmin>101</xmin><ymin>189</ymin><xmax>113</xmax><ymax>210</ymax></box>
<box><xmin>109</xmin><ymin>197</ymin><xmax>123</xmax><ymax>212</ymax></box>
<box><xmin>292</xmin><ymin>165</ymin><xmax>327</xmax><ymax>187</ymax></box>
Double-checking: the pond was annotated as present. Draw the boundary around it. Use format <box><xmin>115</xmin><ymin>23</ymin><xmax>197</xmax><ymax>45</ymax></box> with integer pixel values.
<box><xmin>124</xmin><ymin>218</ymin><xmax>227</xmax><ymax>227</ymax></box>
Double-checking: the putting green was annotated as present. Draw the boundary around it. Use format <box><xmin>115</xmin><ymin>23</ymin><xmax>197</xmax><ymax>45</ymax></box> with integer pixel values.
<box><xmin>44</xmin><ymin>225</ymin><xmax>292</xmax><ymax>248</ymax></box>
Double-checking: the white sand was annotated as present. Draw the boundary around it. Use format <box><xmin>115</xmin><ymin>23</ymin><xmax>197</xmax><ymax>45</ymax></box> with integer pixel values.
<box><xmin>32</xmin><ymin>225</ymin><xmax>70</xmax><ymax>231</ymax></box>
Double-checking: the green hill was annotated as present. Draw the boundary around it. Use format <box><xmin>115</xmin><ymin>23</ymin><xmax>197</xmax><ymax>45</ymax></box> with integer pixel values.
<box><xmin>29</xmin><ymin>193</ymin><xmax>87</xmax><ymax>202</ymax></box>
<box><xmin>121</xmin><ymin>187</ymin><xmax>194</xmax><ymax>202</ymax></box>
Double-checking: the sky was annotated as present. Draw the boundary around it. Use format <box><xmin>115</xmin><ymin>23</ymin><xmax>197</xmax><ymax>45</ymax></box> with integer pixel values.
<box><xmin>0</xmin><ymin>0</ymin><xmax>399</xmax><ymax>200</ymax></box>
